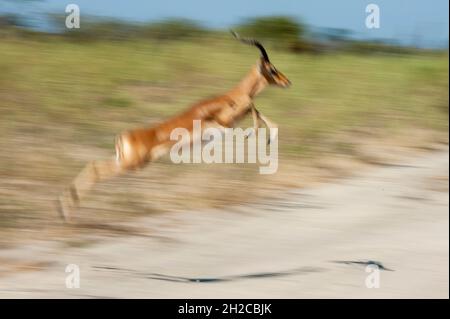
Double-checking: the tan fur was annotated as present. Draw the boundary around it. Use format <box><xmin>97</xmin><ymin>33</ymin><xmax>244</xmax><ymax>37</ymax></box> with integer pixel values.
<box><xmin>58</xmin><ymin>53</ymin><xmax>290</xmax><ymax>222</ymax></box>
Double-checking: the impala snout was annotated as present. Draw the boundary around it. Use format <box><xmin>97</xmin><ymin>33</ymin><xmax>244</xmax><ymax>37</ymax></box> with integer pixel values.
<box><xmin>267</xmin><ymin>66</ymin><xmax>291</xmax><ymax>88</ymax></box>
<box><xmin>277</xmin><ymin>74</ymin><xmax>291</xmax><ymax>88</ymax></box>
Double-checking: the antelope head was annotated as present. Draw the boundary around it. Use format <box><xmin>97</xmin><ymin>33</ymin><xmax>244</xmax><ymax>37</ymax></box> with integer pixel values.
<box><xmin>231</xmin><ymin>31</ymin><xmax>291</xmax><ymax>88</ymax></box>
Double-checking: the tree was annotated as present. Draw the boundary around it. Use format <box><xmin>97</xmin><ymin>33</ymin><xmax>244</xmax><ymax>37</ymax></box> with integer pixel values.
<box><xmin>234</xmin><ymin>16</ymin><xmax>306</xmax><ymax>49</ymax></box>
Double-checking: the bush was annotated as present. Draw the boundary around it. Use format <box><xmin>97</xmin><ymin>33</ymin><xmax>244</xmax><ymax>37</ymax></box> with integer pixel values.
<box><xmin>140</xmin><ymin>19</ymin><xmax>208</xmax><ymax>40</ymax></box>
<box><xmin>57</xmin><ymin>16</ymin><xmax>208</xmax><ymax>42</ymax></box>
<box><xmin>234</xmin><ymin>16</ymin><xmax>306</xmax><ymax>49</ymax></box>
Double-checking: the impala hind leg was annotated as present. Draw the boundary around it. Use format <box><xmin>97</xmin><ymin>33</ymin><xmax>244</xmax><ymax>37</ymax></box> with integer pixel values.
<box><xmin>57</xmin><ymin>158</ymin><xmax>125</xmax><ymax>222</ymax></box>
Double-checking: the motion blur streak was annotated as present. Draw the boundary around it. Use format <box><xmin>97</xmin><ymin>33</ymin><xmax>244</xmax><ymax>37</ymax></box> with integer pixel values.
<box><xmin>0</xmin><ymin>10</ymin><xmax>448</xmax><ymax>298</ymax></box>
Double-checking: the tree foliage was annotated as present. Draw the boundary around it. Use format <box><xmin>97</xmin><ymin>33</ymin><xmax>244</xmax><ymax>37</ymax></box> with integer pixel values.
<box><xmin>234</xmin><ymin>16</ymin><xmax>306</xmax><ymax>49</ymax></box>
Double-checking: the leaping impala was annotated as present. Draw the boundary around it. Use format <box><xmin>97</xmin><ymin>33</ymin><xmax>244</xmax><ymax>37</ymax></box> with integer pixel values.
<box><xmin>58</xmin><ymin>31</ymin><xmax>291</xmax><ymax>222</ymax></box>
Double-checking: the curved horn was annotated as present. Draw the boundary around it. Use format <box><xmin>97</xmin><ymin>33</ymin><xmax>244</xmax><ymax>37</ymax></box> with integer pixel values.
<box><xmin>231</xmin><ymin>30</ymin><xmax>270</xmax><ymax>62</ymax></box>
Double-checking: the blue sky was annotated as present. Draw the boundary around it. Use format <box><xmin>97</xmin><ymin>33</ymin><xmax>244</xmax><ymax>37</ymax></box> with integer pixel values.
<box><xmin>1</xmin><ymin>0</ymin><xmax>448</xmax><ymax>47</ymax></box>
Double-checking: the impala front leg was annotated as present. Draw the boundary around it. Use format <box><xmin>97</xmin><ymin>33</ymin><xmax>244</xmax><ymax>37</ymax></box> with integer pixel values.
<box><xmin>244</xmin><ymin>104</ymin><xmax>261</xmax><ymax>139</ymax></box>
<box><xmin>252</xmin><ymin>106</ymin><xmax>278</xmax><ymax>145</ymax></box>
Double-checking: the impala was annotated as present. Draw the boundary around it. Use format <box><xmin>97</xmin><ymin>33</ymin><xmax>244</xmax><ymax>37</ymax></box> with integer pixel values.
<box><xmin>58</xmin><ymin>31</ymin><xmax>291</xmax><ymax>221</ymax></box>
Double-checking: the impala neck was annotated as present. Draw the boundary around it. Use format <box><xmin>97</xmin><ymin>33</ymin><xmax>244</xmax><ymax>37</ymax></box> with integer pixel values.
<box><xmin>231</xmin><ymin>64</ymin><xmax>268</xmax><ymax>99</ymax></box>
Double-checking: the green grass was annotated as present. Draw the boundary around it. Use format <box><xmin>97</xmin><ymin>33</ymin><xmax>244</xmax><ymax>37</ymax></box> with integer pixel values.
<box><xmin>0</xmin><ymin>36</ymin><xmax>448</xmax><ymax>179</ymax></box>
<box><xmin>1</xmin><ymin>38</ymin><xmax>447</xmax><ymax>150</ymax></box>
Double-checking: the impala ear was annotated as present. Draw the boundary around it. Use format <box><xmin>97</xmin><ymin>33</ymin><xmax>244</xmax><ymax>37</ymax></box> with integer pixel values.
<box><xmin>258</xmin><ymin>58</ymin><xmax>271</xmax><ymax>73</ymax></box>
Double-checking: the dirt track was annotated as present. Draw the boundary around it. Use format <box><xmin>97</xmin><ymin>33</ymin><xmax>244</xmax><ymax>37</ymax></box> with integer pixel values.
<box><xmin>0</xmin><ymin>147</ymin><xmax>448</xmax><ymax>298</ymax></box>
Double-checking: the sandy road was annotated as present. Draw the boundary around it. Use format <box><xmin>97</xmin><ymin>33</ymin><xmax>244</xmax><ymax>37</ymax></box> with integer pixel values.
<box><xmin>0</xmin><ymin>147</ymin><xmax>448</xmax><ymax>298</ymax></box>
